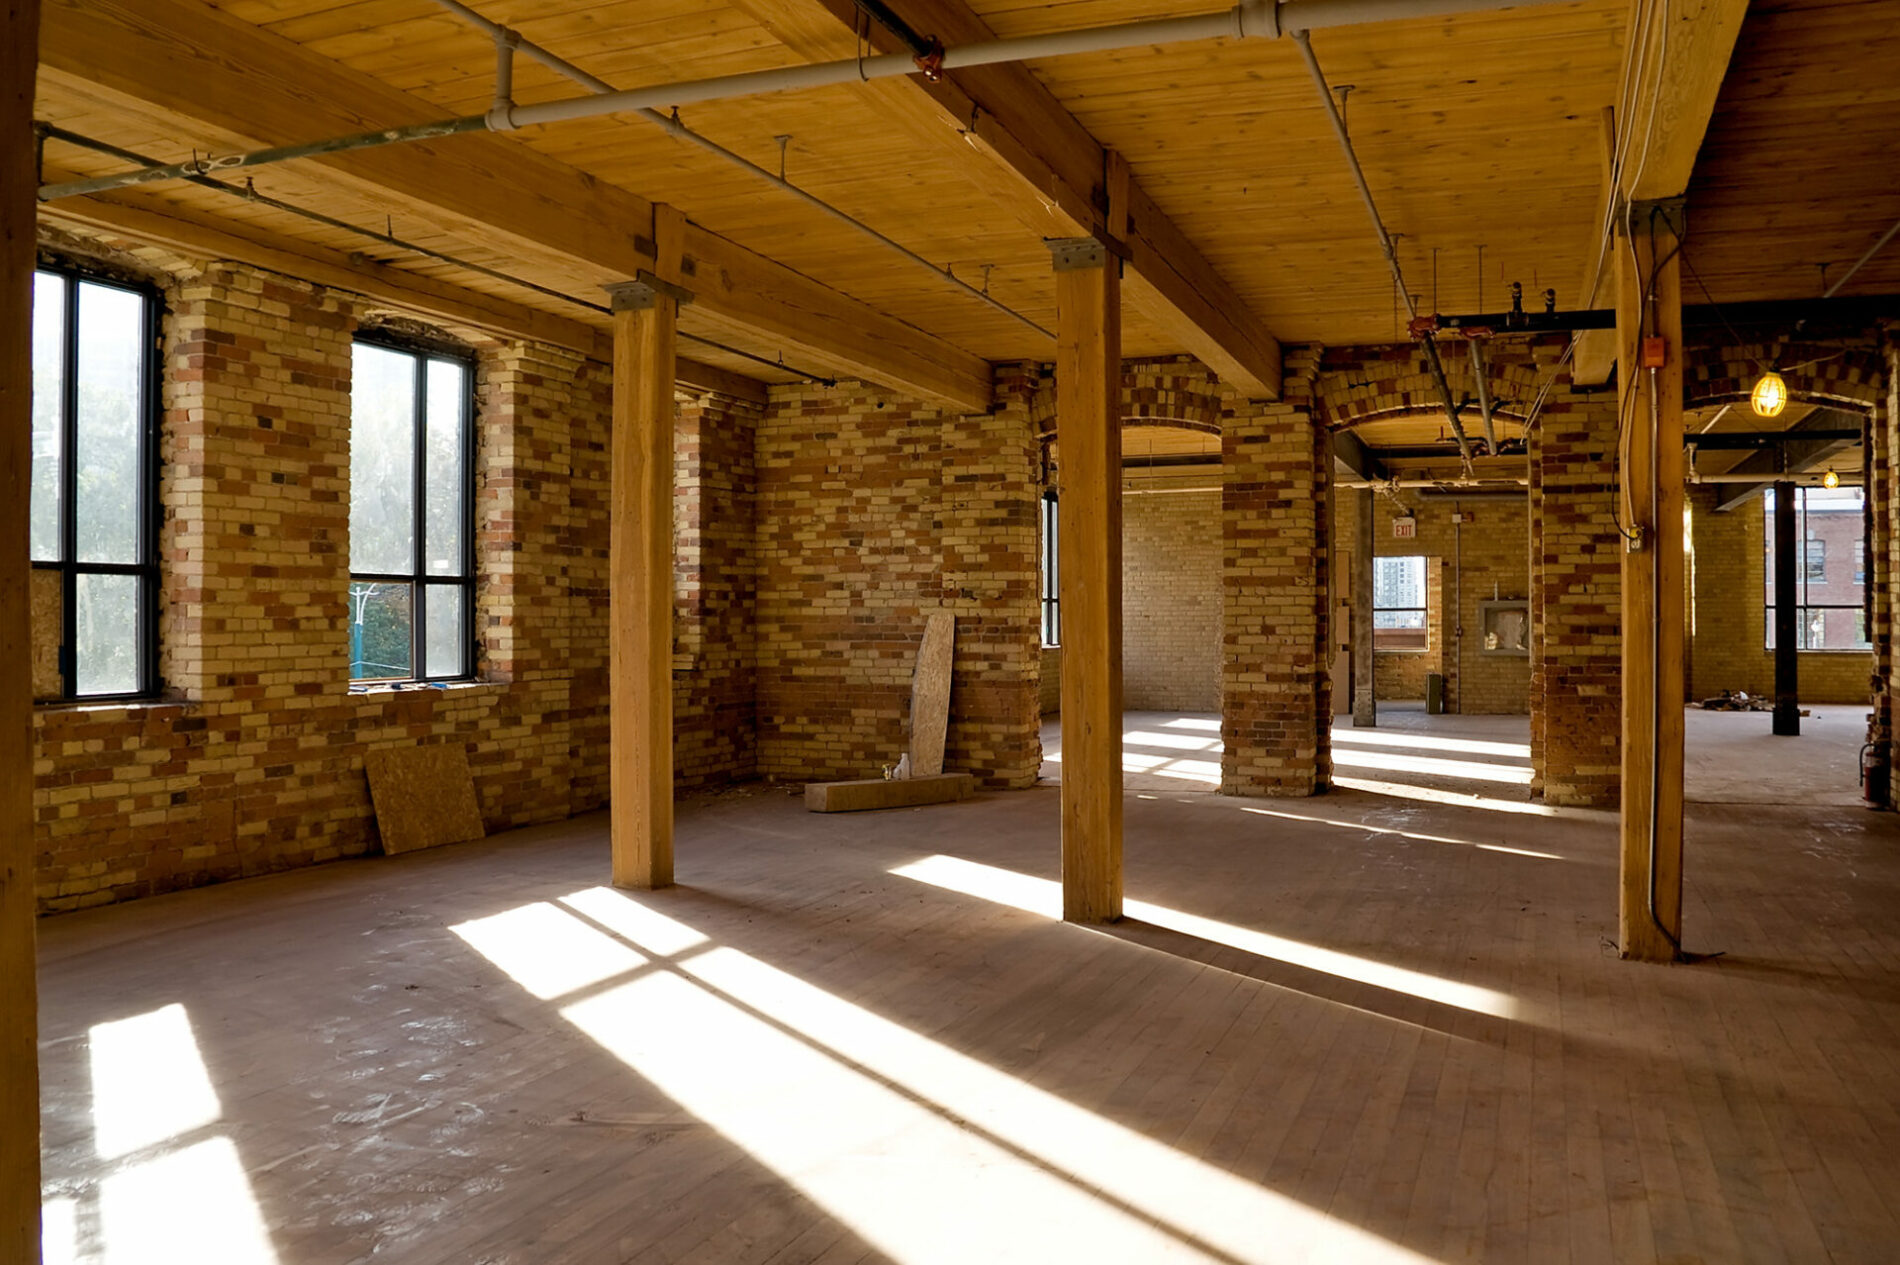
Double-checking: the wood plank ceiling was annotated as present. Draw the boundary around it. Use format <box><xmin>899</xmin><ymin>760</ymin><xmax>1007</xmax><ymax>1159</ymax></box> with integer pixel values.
<box><xmin>31</xmin><ymin>0</ymin><xmax>1899</xmax><ymax>395</ymax></box>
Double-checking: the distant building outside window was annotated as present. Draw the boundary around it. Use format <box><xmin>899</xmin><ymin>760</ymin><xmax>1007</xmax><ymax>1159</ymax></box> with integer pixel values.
<box><xmin>1374</xmin><ymin>555</ymin><xmax>1428</xmax><ymax>652</ymax></box>
<box><xmin>1763</xmin><ymin>487</ymin><xmax>1867</xmax><ymax>651</ymax></box>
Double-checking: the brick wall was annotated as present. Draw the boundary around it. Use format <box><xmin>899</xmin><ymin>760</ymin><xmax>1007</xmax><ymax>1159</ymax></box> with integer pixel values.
<box><xmin>1529</xmin><ymin>389</ymin><xmax>1622</xmax><ymax>807</ymax></box>
<box><xmin>1123</xmin><ymin>488</ymin><xmax>1221</xmax><ymax>711</ymax></box>
<box><xmin>1221</xmin><ymin>351</ymin><xmax>1331</xmax><ymax>797</ymax></box>
<box><xmin>753</xmin><ymin>372</ymin><xmax>1041</xmax><ymax>788</ymax></box>
<box><xmin>30</xmin><ymin>256</ymin><xmax>758</xmax><ymax>911</ymax></box>
<box><xmin>1687</xmin><ymin>485</ymin><xmax>1871</xmax><ymax>704</ymax></box>
<box><xmin>674</xmin><ymin>390</ymin><xmax>760</xmax><ymax>786</ymax></box>
<box><xmin>1335</xmin><ymin>493</ymin><xmax>1532</xmax><ymax>713</ymax></box>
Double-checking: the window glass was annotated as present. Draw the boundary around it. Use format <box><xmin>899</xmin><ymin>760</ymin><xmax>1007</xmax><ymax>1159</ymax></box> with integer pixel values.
<box><xmin>74</xmin><ymin>282</ymin><xmax>147</xmax><ymax>565</ymax></box>
<box><xmin>349</xmin><ymin>343</ymin><xmax>417</xmax><ymax>577</ymax></box>
<box><xmin>30</xmin><ymin>266</ymin><xmax>158</xmax><ymax>700</ymax></box>
<box><xmin>1373</xmin><ymin>555</ymin><xmax>1428</xmax><ymax>651</ymax></box>
<box><xmin>75</xmin><ymin>573</ymin><xmax>142</xmax><ymax>697</ymax></box>
<box><xmin>424</xmin><ymin>358</ymin><xmax>468</xmax><ymax>577</ymax></box>
<box><xmin>349</xmin><ymin>339</ymin><xmax>473</xmax><ymax>682</ymax></box>
<box><xmin>1764</xmin><ymin>487</ymin><xmax>1867</xmax><ymax>651</ymax></box>
<box><xmin>31</xmin><ymin>272</ymin><xmax>65</xmax><ymax>563</ymax></box>
<box><xmin>1040</xmin><ymin>492</ymin><xmax>1059</xmax><ymax>647</ymax></box>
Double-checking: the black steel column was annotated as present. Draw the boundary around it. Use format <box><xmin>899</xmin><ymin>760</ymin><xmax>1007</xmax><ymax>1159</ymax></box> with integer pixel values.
<box><xmin>1774</xmin><ymin>479</ymin><xmax>1800</xmax><ymax>736</ymax></box>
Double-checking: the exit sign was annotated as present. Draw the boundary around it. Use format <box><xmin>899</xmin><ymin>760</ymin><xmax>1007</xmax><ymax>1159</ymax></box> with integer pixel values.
<box><xmin>1393</xmin><ymin>516</ymin><xmax>1418</xmax><ymax>539</ymax></box>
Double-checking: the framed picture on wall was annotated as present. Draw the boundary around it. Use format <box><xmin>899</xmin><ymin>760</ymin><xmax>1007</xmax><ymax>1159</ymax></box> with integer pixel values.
<box><xmin>1479</xmin><ymin>599</ymin><xmax>1530</xmax><ymax>656</ymax></box>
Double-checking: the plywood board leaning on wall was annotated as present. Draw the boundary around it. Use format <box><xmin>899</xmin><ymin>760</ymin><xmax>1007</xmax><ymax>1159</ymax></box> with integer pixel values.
<box><xmin>909</xmin><ymin>609</ymin><xmax>956</xmax><ymax>777</ymax></box>
<box><xmin>366</xmin><ymin>745</ymin><xmax>486</xmax><ymax>856</ymax></box>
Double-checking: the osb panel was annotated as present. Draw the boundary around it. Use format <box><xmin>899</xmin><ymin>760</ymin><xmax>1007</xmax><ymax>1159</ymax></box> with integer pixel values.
<box><xmin>908</xmin><ymin>609</ymin><xmax>956</xmax><ymax>777</ymax></box>
<box><xmin>32</xmin><ymin>569</ymin><xmax>63</xmax><ymax>700</ymax></box>
<box><xmin>364</xmin><ymin>744</ymin><xmax>486</xmax><ymax>856</ymax></box>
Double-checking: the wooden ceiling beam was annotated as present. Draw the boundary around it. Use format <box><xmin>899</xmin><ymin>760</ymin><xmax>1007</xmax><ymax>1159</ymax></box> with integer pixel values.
<box><xmin>1574</xmin><ymin>0</ymin><xmax>1750</xmax><ymax>386</ymax></box>
<box><xmin>38</xmin><ymin>0</ymin><xmax>989</xmax><ymax>412</ymax></box>
<box><xmin>41</xmin><ymin>182</ymin><xmax>768</xmax><ymax>403</ymax></box>
<box><xmin>728</xmin><ymin>0</ymin><xmax>1284</xmax><ymax>400</ymax></box>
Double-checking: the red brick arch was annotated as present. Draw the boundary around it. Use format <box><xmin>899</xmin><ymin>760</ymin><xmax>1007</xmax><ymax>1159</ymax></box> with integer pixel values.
<box><xmin>1683</xmin><ymin>342</ymin><xmax>1884</xmax><ymax>416</ymax></box>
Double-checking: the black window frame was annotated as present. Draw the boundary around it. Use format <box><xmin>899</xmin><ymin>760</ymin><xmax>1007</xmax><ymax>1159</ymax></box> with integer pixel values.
<box><xmin>1763</xmin><ymin>486</ymin><xmax>1868</xmax><ymax>652</ymax></box>
<box><xmin>30</xmin><ymin>258</ymin><xmax>164</xmax><ymax>703</ymax></box>
<box><xmin>347</xmin><ymin>334</ymin><xmax>477</xmax><ymax>684</ymax></box>
<box><xmin>1372</xmin><ymin>554</ymin><xmax>1430</xmax><ymax>653</ymax></box>
<box><xmin>1040</xmin><ymin>489</ymin><xmax>1060</xmax><ymax>647</ymax></box>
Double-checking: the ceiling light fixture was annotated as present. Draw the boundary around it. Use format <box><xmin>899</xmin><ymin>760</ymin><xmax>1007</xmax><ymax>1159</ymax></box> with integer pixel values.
<box><xmin>1823</xmin><ymin>468</ymin><xmax>1841</xmax><ymax>490</ymax></box>
<box><xmin>1751</xmin><ymin>369</ymin><xmax>1788</xmax><ymax>418</ymax></box>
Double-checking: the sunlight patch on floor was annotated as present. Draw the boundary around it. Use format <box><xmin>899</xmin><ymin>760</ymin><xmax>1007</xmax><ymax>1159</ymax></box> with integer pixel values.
<box><xmin>892</xmin><ymin>855</ymin><xmax>1518</xmax><ymax>1020</ymax></box>
<box><xmin>450</xmin><ymin>889</ymin><xmax>1433</xmax><ymax>1265</ymax></box>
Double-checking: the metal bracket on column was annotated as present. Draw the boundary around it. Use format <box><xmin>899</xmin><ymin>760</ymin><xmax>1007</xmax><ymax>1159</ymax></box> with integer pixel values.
<box><xmin>603</xmin><ymin>270</ymin><xmax>695</xmax><ymax>311</ymax></box>
<box><xmin>1623</xmin><ymin>196</ymin><xmax>1687</xmax><ymax>241</ymax></box>
<box><xmin>1046</xmin><ymin>237</ymin><xmax>1109</xmax><ymax>272</ymax></box>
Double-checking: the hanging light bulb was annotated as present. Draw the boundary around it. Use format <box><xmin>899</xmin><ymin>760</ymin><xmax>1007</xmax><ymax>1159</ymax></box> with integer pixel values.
<box><xmin>1823</xmin><ymin>468</ymin><xmax>1841</xmax><ymax>490</ymax></box>
<box><xmin>1751</xmin><ymin>369</ymin><xmax>1788</xmax><ymax>418</ymax></box>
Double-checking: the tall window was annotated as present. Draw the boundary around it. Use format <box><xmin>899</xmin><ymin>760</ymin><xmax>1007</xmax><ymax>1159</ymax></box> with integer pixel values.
<box><xmin>1040</xmin><ymin>490</ymin><xmax>1060</xmax><ymax>647</ymax></box>
<box><xmin>30</xmin><ymin>265</ymin><xmax>159</xmax><ymax>699</ymax></box>
<box><xmin>1764</xmin><ymin>486</ymin><xmax>1867</xmax><ymax>651</ymax></box>
<box><xmin>1373</xmin><ymin>555</ymin><xmax>1428</xmax><ymax>652</ymax></box>
<box><xmin>349</xmin><ymin>339</ymin><xmax>473</xmax><ymax>681</ymax></box>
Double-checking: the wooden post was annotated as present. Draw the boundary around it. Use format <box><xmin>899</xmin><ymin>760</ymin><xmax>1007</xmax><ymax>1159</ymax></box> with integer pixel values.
<box><xmin>3</xmin><ymin>3</ymin><xmax>44</xmax><ymax>1259</ymax></box>
<box><xmin>1772</xmin><ymin>479</ymin><xmax>1801</xmax><ymax>736</ymax></box>
<box><xmin>1616</xmin><ymin>199</ymin><xmax>1686</xmax><ymax>962</ymax></box>
<box><xmin>605</xmin><ymin>208</ymin><xmax>686</xmax><ymax>891</ymax></box>
<box><xmin>1353</xmin><ymin>488</ymin><xmax>1377</xmax><ymax>727</ymax></box>
<box><xmin>1049</xmin><ymin>237</ymin><xmax>1122</xmax><ymax>924</ymax></box>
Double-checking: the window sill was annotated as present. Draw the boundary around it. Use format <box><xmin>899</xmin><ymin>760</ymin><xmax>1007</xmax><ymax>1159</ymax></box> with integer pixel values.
<box><xmin>348</xmin><ymin>679</ymin><xmax>503</xmax><ymax>697</ymax></box>
<box><xmin>33</xmin><ymin>696</ymin><xmax>188</xmax><ymax>716</ymax></box>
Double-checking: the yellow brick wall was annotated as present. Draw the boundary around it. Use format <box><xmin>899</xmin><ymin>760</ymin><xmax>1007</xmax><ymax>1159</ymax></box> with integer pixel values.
<box><xmin>1124</xmin><ymin>489</ymin><xmax>1221</xmax><ymax>711</ymax></box>
<box><xmin>1687</xmin><ymin>485</ymin><xmax>1872</xmax><ymax>704</ymax></box>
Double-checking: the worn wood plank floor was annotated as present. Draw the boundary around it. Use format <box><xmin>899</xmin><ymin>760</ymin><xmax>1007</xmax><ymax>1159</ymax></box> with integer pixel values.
<box><xmin>36</xmin><ymin>730</ymin><xmax>1900</xmax><ymax>1263</ymax></box>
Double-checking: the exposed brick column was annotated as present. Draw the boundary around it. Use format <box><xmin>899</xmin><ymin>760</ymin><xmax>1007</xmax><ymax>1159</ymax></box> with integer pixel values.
<box><xmin>1221</xmin><ymin>349</ymin><xmax>1331</xmax><ymax>797</ymax></box>
<box><xmin>944</xmin><ymin>365</ymin><xmax>1042</xmax><ymax>787</ymax></box>
<box><xmin>1528</xmin><ymin>390</ymin><xmax>1622</xmax><ymax>807</ymax></box>
<box><xmin>755</xmin><ymin>375</ymin><xmax>1041</xmax><ymax>788</ymax></box>
<box><xmin>1873</xmin><ymin>333</ymin><xmax>1898</xmax><ymax>794</ymax></box>
<box><xmin>673</xmin><ymin>389</ymin><xmax>760</xmax><ymax>788</ymax></box>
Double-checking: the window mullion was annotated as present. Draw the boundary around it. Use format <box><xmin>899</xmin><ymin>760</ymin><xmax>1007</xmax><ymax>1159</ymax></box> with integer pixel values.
<box><xmin>59</xmin><ymin>271</ymin><xmax>80</xmax><ymax>698</ymax></box>
<box><xmin>412</xmin><ymin>353</ymin><xmax>429</xmax><ymax>678</ymax></box>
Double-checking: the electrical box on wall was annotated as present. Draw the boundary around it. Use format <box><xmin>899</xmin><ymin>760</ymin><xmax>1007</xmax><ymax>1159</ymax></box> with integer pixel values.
<box><xmin>1393</xmin><ymin>516</ymin><xmax>1417</xmax><ymax>539</ymax></box>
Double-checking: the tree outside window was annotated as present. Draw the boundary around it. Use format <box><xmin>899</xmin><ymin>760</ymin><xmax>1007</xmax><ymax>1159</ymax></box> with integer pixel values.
<box><xmin>349</xmin><ymin>339</ymin><xmax>474</xmax><ymax>681</ymax></box>
<box><xmin>29</xmin><ymin>265</ymin><xmax>160</xmax><ymax>700</ymax></box>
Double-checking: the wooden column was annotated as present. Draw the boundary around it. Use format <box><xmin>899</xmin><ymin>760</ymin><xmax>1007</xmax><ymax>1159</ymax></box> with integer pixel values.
<box><xmin>605</xmin><ymin>208</ymin><xmax>686</xmax><ymax>891</ymax></box>
<box><xmin>3</xmin><ymin>3</ymin><xmax>43</xmax><ymax>1259</ymax></box>
<box><xmin>1772</xmin><ymin>480</ymin><xmax>1801</xmax><ymax>736</ymax></box>
<box><xmin>1352</xmin><ymin>488</ymin><xmax>1377</xmax><ymax>727</ymax></box>
<box><xmin>1616</xmin><ymin>199</ymin><xmax>1686</xmax><ymax>962</ymax></box>
<box><xmin>1050</xmin><ymin>237</ymin><xmax>1122</xmax><ymax>924</ymax></box>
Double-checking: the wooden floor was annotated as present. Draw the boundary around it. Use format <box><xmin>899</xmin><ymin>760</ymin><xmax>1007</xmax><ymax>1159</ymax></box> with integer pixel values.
<box><xmin>37</xmin><ymin>720</ymin><xmax>1900</xmax><ymax>1264</ymax></box>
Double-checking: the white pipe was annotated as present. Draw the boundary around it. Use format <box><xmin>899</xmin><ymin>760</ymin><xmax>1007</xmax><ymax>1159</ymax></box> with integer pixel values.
<box><xmin>427</xmin><ymin>0</ymin><xmax>1053</xmax><ymax>340</ymax></box>
<box><xmin>376</xmin><ymin>0</ymin><xmax>1575</xmax><ymax>127</ymax></box>
<box><xmin>43</xmin><ymin>0</ymin><xmax>1577</xmax><ymax>200</ymax></box>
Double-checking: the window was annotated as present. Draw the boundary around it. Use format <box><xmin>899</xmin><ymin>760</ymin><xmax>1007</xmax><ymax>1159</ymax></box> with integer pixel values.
<box><xmin>1763</xmin><ymin>487</ymin><xmax>1867</xmax><ymax>651</ymax></box>
<box><xmin>30</xmin><ymin>264</ymin><xmax>160</xmax><ymax>700</ymax></box>
<box><xmin>349</xmin><ymin>339</ymin><xmax>473</xmax><ymax>681</ymax></box>
<box><xmin>1373</xmin><ymin>555</ymin><xmax>1428</xmax><ymax>652</ymax></box>
<box><xmin>1040</xmin><ymin>490</ymin><xmax>1059</xmax><ymax>646</ymax></box>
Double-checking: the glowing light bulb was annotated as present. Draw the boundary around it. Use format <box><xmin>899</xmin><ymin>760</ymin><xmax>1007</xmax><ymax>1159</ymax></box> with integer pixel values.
<box><xmin>1823</xmin><ymin>468</ymin><xmax>1840</xmax><ymax>490</ymax></box>
<box><xmin>1751</xmin><ymin>370</ymin><xmax>1788</xmax><ymax>418</ymax></box>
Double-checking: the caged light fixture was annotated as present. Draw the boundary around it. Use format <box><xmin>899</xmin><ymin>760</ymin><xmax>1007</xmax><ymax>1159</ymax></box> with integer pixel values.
<box><xmin>1751</xmin><ymin>369</ymin><xmax>1788</xmax><ymax>418</ymax></box>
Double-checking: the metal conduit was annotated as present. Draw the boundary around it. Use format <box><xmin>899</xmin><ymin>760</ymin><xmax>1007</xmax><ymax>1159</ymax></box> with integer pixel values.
<box><xmin>39</xmin><ymin>0</ymin><xmax>1574</xmax><ymax>204</ymax></box>
<box><xmin>1289</xmin><ymin>28</ymin><xmax>1475</xmax><ymax>474</ymax></box>
<box><xmin>425</xmin><ymin>0</ymin><xmax>1052</xmax><ymax>342</ymax></box>
<box><xmin>36</xmin><ymin>123</ymin><xmax>840</xmax><ymax>384</ymax></box>
<box><xmin>1469</xmin><ymin>337</ymin><xmax>1500</xmax><ymax>452</ymax></box>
